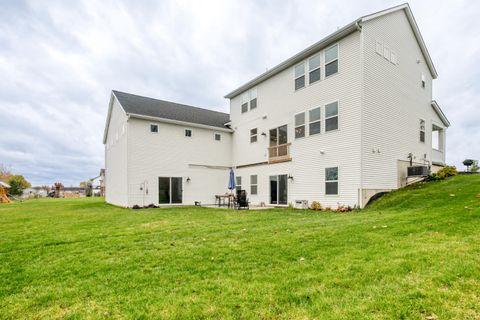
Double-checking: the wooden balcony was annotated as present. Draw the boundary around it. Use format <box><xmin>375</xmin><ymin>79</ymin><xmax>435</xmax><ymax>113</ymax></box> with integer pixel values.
<box><xmin>268</xmin><ymin>143</ymin><xmax>292</xmax><ymax>164</ymax></box>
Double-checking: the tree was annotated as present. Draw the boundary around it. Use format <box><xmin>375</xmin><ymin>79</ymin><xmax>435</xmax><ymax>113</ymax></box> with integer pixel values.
<box><xmin>470</xmin><ymin>160</ymin><xmax>479</xmax><ymax>173</ymax></box>
<box><xmin>8</xmin><ymin>179</ymin><xmax>23</xmax><ymax>196</ymax></box>
<box><xmin>9</xmin><ymin>175</ymin><xmax>31</xmax><ymax>189</ymax></box>
<box><xmin>0</xmin><ymin>164</ymin><xmax>12</xmax><ymax>183</ymax></box>
<box><xmin>463</xmin><ymin>159</ymin><xmax>474</xmax><ymax>172</ymax></box>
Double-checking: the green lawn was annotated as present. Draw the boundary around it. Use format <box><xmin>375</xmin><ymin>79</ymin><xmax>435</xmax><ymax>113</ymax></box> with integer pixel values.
<box><xmin>0</xmin><ymin>176</ymin><xmax>479</xmax><ymax>319</ymax></box>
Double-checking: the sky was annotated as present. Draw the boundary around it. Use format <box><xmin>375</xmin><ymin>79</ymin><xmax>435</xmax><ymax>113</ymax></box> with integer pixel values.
<box><xmin>0</xmin><ymin>0</ymin><xmax>479</xmax><ymax>186</ymax></box>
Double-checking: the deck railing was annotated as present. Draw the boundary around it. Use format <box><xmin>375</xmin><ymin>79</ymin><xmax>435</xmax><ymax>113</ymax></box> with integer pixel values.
<box><xmin>268</xmin><ymin>143</ymin><xmax>292</xmax><ymax>163</ymax></box>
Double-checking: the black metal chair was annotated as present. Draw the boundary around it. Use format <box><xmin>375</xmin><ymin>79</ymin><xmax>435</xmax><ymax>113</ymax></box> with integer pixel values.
<box><xmin>235</xmin><ymin>189</ymin><xmax>249</xmax><ymax>210</ymax></box>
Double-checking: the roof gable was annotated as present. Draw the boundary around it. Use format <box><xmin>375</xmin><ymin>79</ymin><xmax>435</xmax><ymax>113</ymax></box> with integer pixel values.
<box><xmin>431</xmin><ymin>100</ymin><xmax>450</xmax><ymax>127</ymax></box>
<box><xmin>360</xmin><ymin>3</ymin><xmax>437</xmax><ymax>79</ymax></box>
<box><xmin>224</xmin><ymin>3</ymin><xmax>437</xmax><ymax>99</ymax></box>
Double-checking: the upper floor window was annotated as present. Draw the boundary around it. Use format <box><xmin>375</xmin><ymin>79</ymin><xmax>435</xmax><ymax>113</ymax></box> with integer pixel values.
<box><xmin>325</xmin><ymin>167</ymin><xmax>338</xmax><ymax>195</ymax></box>
<box><xmin>294</xmin><ymin>62</ymin><xmax>305</xmax><ymax>90</ymax></box>
<box><xmin>308</xmin><ymin>54</ymin><xmax>321</xmax><ymax>84</ymax></box>
<box><xmin>150</xmin><ymin>124</ymin><xmax>158</xmax><ymax>133</ymax></box>
<box><xmin>295</xmin><ymin>112</ymin><xmax>306</xmax><ymax>139</ymax></box>
<box><xmin>250</xmin><ymin>128</ymin><xmax>258</xmax><ymax>143</ymax></box>
<box><xmin>250</xmin><ymin>88</ymin><xmax>257</xmax><ymax>110</ymax></box>
<box><xmin>419</xmin><ymin>119</ymin><xmax>425</xmax><ymax>143</ymax></box>
<box><xmin>309</xmin><ymin>107</ymin><xmax>321</xmax><ymax>135</ymax></box>
<box><xmin>241</xmin><ymin>93</ymin><xmax>249</xmax><ymax>113</ymax></box>
<box><xmin>250</xmin><ymin>175</ymin><xmax>258</xmax><ymax>195</ymax></box>
<box><xmin>241</xmin><ymin>87</ymin><xmax>258</xmax><ymax>113</ymax></box>
<box><xmin>185</xmin><ymin>129</ymin><xmax>192</xmax><ymax>137</ymax></box>
<box><xmin>325</xmin><ymin>44</ymin><xmax>338</xmax><ymax>77</ymax></box>
<box><xmin>325</xmin><ymin>102</ymin><xmax>339</xmax><ymax>132</ymax></box>
<box><xmin>214</xmin><ymin>133</ymin><xmax>221</xmax><ymax>141</ymax></box>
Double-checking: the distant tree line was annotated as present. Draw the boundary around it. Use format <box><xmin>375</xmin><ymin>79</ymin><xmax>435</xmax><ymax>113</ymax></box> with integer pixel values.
<box><xmin>0</xmin><ymin>164</ymin><xmax>31</xmax><ymax>196</ymax></box>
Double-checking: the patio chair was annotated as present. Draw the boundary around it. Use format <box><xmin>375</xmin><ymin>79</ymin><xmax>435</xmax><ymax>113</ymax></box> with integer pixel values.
<box><xmin>235</xmin><ymin>189</ymin><xmax>249</xmax><ymax>210</ymax></box>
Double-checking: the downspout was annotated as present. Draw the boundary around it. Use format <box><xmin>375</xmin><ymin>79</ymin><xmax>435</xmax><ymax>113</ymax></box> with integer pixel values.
<box><xmin>357</xmin><ymin>19</ymin><xmax>365</xmax><ymax>208</ymax></box>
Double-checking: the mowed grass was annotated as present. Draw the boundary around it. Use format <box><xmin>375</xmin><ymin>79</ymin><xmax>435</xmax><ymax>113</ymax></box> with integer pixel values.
<box><xmin>0</xmin><ymin>176</ymin><xmax>479</xmax><ymax>319</ymax></box>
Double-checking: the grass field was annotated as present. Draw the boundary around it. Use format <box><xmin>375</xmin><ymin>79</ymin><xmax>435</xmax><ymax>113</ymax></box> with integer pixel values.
<box><xmin>0</xmin><ymin>175</ymin><xmax>479</xmax><ymax>319</ymax></box>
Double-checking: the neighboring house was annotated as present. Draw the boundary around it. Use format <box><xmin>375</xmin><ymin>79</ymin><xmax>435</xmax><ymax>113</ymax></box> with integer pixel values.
<box><xmin>103</xmin><ymin>4</ymin><xmax>449</xmax><ymax>208</ymax></box>
<box><xmin>22</xmin><ymin>187</ymin><xmax>48</xmax><ymax>199</ymax></box>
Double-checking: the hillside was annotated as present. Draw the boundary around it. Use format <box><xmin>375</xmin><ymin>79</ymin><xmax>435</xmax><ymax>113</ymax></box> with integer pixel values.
<box><xmin>0</xmin><ymin>175</ymin><xmax>479</xmax><ymax>319</ymax></box>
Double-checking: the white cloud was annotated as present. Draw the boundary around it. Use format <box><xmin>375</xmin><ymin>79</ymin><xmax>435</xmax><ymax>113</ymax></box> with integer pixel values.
<box><xmin>0</xmin><ymin>0</ymin><xmax>478</xmax><ymax>185</ymax></box>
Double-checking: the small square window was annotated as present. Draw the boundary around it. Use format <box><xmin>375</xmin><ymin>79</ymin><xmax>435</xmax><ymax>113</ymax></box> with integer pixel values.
<box><xmin>185</xmin><ymin>129</ymin><xmax>192</xmax><ymax>137</ymax></box>
<box><xmin>215</xmin><ymin>133</ymin><xmax>221</xmax><ymax>141</ymax></box>
<box><xmin>150</xmin><ymin>124</ymin><xmax>158</xmax><ymax>133</ymax></box>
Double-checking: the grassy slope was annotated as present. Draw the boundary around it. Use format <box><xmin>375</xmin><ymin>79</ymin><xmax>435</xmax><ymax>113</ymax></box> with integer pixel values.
<box><xmin>0</xmin><ymin>175</ymin><xmax>479</xmax><ymax>319</ymax></box>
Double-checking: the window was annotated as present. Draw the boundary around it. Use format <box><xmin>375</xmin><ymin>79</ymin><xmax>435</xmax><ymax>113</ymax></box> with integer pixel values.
<box><xmin>295</xmin><ymin>112</ymin><xmax>305</xmax><ymax>138</ymax></box>
<box><xmin>150</xmin><ymin>124</ymin><xmax>158</xmax><ymax>133</ymax></box>
<box><xmin>375</xmin><ymin>41</ymin><xmax>383</xmax><ymax>55</ymax></box>
<box><xmin>185</xmin><ymin>129</ymin><xmax>192</xmax><ymax>137</ymax></box>
<box><xmin>325</xmin><ymin>44</ymin><xmax>338</xmax><ymax>77</ymax></box>
<box><xmin>325</xmin><ymin>167</ymin><xmax>338</xmax><ymax>195</ymax></box>
<box><xmin>241</xmin><ymin>92</ymin><xmax>249</xmax><ymax>113</ymax></box>
<box><xmin>214</xmin><ymin>133</ymin><xmax>221</xmax><ymax>141</ymax></box>
<box><xmin>308</xmin><ymin>54</ymin><xmax>321</xmax><ymax>84</ymax></box>
<box><xmin>236</xmin><ymin>176</ymin><xmax>242</xmax><ymax>193</ymax></box>
<box><xmin>383</xmin><ymin>46</ymin><xmax>390</xmax><ymax>60</ymax></box>
<box><xmin>250</xmin><ymin>128</ymin><xmax>258</xmax><ymax>143</ymax></box>
<box><xmin>325</xmin><ymin>102</ymin><xmax>339</xmax><ymax>132</ymax></box>
<box><xmin>309</xmin><ymin>107</ymin><xmax>321</xmax><ymax>135</ymax></box>
<box><xmin>390</xmin><ymin>51</ymin><xmax>398</xmax><ymax>64</ymax></box>
<box><xmin>419</xmin><ymin>119</ymin><xmax>425</xmax><ymax>143</ymax></box>
<box><xmin>158</xmin><ymin>177</ymin><xmax>183</xmax><ymax>204</ymax></box>
<box><xmin>250</xmin><ymin>88</ymin><xmax>257</xmax><ymax>110</ymax></box>
<box><xmin>294</xmin><ymin>62</ymin><xmax>305</xmax><ymax>90</ymax></box>
<box><xmin>250</xmin><ymin>175</ymin><xmax>258</xmax><ymax>195</ymax></box>
<box><xmin>421</xmin><ymin>73</ymin><xmax>426</xmax><ymax>88</ymax></box>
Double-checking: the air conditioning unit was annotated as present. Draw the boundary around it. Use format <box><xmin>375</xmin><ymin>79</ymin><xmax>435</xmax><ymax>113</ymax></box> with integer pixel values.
<box><xmin>407</xmin><ymin>165</ymin><xmax>429</xmax><ymax>177</ymax></box>
<box><xmin>295</xmin><ymin>200</ymin><xmax>309</xmax><ymax>209</ymax></box>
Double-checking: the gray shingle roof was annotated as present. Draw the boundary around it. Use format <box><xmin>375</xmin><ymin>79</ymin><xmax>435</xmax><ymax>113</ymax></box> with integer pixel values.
<box><xmin>113</xmin><ymin>90</ymin><xmax>230</xmax><ymax>129</ymax></box>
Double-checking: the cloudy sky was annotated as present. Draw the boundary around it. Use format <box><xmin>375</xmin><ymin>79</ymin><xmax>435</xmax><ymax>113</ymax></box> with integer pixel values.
<box><xmin>0</xmin><ymin>0</ymin><xmax>479</xmax><ymax>186</ymax></box>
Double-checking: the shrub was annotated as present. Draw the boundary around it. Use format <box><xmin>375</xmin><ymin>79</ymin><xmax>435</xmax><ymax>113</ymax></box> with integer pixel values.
<box><xmin>427</xmin><ymin>165</ymin><xmax>457</xmax><ymax>181</ymax></box>
<box><xmin>310</xmin><ymin>201</ymin><xmax>322</xmax><ymax>211</ymax></box>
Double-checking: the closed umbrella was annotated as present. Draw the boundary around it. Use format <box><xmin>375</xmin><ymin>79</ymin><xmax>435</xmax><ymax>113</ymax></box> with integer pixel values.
<box><xmin>228</xmin><ymin>168</ymin><xmax>236</xmax><ymax>193</ymax></box>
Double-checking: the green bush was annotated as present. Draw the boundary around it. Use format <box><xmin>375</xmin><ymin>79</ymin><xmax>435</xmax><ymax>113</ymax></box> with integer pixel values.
<box><xmin>427</xmin><ymin>165</ymin><xmax>457</xmax><ymax>181</ymax></box>
<box><xmin>310</xmin><ymin>201</ymin><xmax>322</xmax><ymax>211</ymax></box>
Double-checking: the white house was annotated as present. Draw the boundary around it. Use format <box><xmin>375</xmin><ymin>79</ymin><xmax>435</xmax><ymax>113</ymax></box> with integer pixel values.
<box><xmin>103</xmin><ymin>4</ymin><xmax>449</xmax><ymax>208</ymax></box>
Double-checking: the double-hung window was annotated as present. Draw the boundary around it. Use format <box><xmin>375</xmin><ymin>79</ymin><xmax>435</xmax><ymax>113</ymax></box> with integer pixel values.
<box><xmin>295</xmin><ymin>112</ymin><xmax>306</xmax><ymax>139</ymax></box>
<box><xmin>325</xmin><ymin>167</ymin><xmax>338</xmax><ymax>195</ymax></box>
<box><xmin>294</xmin><ymin>62</ymin><xmax>305</xmax><ymax>90</ymax></box>
<box><xmin>420</xmin><ymin>119</ymin><xmax>425</xmax><ymax>143</ymax></box>
<box><xmin>250</xmin><ymin>128</ymin><xmax>258</xmax><ymax>143</ymax></box>
<box><xmin>309</xmin><ymin>107</ymin><xmax>321</xmax><ymax>135</ymax></box>
<box><xmin>325</xmin><ymin>102</ymin><xmax>339</xmax><ymax>132</ymax></box>
<box><xmin>308</xmin><ymin>54</ymin><xmax>321</xmax><ymax>84</ymax></box>
<box><xmin>241</xmin><ymin>93</ymin><xmax>249</xmax><ymax>113</ymax></box>
<box><xmin>250</xmin><ymin>88</ymin><xmax>257</xmax><ymax>110</ymax></box>
<box><xmin>250</xmin><ymin>175</ymin><xmax>258</xmax><ymax>195</ymax></box>
<box><xmin>325</xmin><ymin>44</ymin><xmax>338</xmax><ymax>77</ymax></box>
<box><xmin>236</xmin><ymin>176</ymin><xmax>242</xmax><ymax>193</ymax></box>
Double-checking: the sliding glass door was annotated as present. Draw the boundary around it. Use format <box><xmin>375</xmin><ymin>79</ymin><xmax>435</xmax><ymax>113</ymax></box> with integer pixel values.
<box><xmin>270</xmin><ymin>174</ymin><xmax>288</xmax><ymax>205</ymax></box>
<box><xmin>158</xmin><ymin>177</ymin><xmax>183</xmax><ymax>204</ymax></box>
